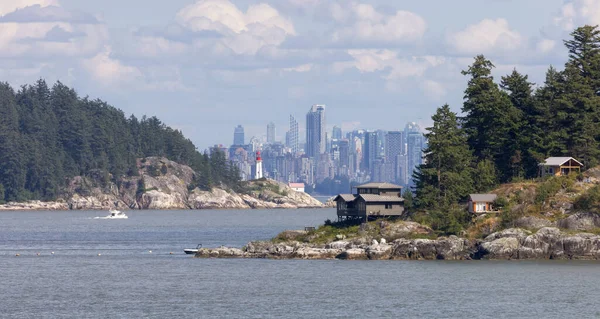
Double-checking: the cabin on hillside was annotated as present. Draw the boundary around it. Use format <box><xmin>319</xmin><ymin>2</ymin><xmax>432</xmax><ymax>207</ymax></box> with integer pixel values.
<box><xmin>334</xmin><ymin>182</ymin><xmax>404</xmax><ymax>222</ymax></box>
<box><xmin>468</xmin><ymin>194</ymin><xmax>498</xmax><ymax>214</ymax></box>
<box><xmin>288</xmin><ymin>182</ymin><xmax>305</xmax><ymax>193</ymax></box>
<box><xmin>539</xmin><ymin>157</ymin><xmax>583</xmax><ymax>178</ymax></box>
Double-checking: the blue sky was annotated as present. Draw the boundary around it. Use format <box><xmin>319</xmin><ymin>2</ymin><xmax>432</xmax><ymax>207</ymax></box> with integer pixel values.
<box><xmin>0</xmin><ymin>0</ymin><xmax>595</xmax><ymax>148</ymax></box>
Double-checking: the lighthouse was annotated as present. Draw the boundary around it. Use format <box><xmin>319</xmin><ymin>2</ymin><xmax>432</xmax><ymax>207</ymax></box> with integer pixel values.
<box><xmin>254</xmin><ymin>151</ymin><xmax>263</xmax><ymax>179</ymax></box>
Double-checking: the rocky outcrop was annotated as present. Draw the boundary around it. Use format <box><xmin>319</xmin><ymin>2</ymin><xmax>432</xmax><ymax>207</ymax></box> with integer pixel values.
<box><xmin>0</xmin><ymin>157</ymin><xmax>325</xmax><ymax>211</ymax></box>
<box><xmin>557</xmin><ymin>212</ymin><xmax>600</xmax><ymax>231</ymax></box>
<box><xmin>196</xmin><ymin>226</ymin><xmax>600</xmax><ymax>260</ymax></box>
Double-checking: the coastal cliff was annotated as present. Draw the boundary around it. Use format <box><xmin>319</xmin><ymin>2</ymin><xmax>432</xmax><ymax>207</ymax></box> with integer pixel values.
<box><xmin>0</xmin><ymin>157</ymin><xmax>324</xmax><ymax>210</ymax></box>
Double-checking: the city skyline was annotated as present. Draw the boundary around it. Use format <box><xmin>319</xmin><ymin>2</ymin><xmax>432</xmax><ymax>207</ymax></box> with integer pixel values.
<box><xmin>226</xmin><ymin>109</ymin><xmax>426</xmax><ymax>191</ymax></box>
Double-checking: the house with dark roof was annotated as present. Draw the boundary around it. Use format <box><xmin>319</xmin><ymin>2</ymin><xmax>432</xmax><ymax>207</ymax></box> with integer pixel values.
<box><xmin>468</xmin><ymin>194</ymin><xmax>498</xmax><ymax>214</ymax></box>
<box><xmin>539</xmin><ymin>157</ymin><xmax>583</xmax><ymax>177</ymax></box>
<box><xmin>333</xmin><ymin>182</ymin><xmax>404</xmax><ymax>222</ymax></box>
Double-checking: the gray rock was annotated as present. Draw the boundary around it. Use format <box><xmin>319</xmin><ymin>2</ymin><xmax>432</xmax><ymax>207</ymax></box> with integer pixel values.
<box><xmin>514</xmin><ymin>216</ymin><xmax>555</xmax><ymax>230</ymax></box>
<box><xmin>557</xmin><ymin>212</ymin><xmax>600</xmax><ymax>231</ymax></box>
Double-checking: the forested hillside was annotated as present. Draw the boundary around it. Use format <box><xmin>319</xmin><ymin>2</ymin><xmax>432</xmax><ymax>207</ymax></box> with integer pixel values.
<box><xmin>0</xmin><ymin>80</ymin><xmax>239</xmax><ymax>203</ymax></box>
<box><xmin>413</xmin><ymin>25</ymin><xmax>600</xmax><ymax>233</ymax></box>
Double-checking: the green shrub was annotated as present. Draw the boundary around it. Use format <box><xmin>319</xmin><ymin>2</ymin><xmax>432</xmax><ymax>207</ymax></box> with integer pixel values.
<box><xmin>535</xmin><ymin>176</ymin><xmax>575</xmax><ymax>204</ymax></box>
<box><xmin>574</xmin><ymin>185</ymin><xmax>600</xmax><ymax>211</ymax></box>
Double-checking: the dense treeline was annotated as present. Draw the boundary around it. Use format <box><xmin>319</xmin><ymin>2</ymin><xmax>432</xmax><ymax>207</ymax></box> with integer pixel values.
<box><xmin>413</xmin><ymin>25</ymin><xmax>600</xmax><ymax>234</ymax></box>
<box><xmin>0</xmin><ymin>80</ymin><xmax>239</xmax><ymax>203</ymax></box>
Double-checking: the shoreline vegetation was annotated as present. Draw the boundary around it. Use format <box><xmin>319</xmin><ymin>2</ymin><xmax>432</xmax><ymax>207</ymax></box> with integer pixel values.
<box><xmin>196</xmin><ymin>171</ymin><xmax>600</xmax><ymax>260</ymax></box>
<box><xmin>197</xmin><ymin>25</ymin><xmax>600</xmax><ymax>261</ymax></box>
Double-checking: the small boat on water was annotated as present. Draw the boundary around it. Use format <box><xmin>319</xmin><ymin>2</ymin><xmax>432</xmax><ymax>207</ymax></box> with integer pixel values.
<box><xmin>184</xmin><ymin>244</ymin><xmax>202</xmax><ymax>255</ymax></box>
<box><xmin>94</xmin><ymin>209</ymin><xmax>128</xmax><ymax>219</ymax></box>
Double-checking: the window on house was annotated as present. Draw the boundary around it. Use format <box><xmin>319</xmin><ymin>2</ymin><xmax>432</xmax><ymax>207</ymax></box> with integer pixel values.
<box><xmin>385</xmin><ymin>204</ymin><xmax>393</xmax><ymax>209</ymax></box>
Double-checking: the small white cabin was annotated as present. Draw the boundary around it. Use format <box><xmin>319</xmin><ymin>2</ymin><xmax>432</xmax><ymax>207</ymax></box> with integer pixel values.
<box><xmin>288</xmin><ymin>183</ymin><xmax>305</xmax><ymax>193</ymax></box>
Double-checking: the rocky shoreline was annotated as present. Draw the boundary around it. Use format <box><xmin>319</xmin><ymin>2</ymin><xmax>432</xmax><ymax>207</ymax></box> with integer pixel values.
<box><xmin>0</xmin><ymin>157</ymin><xmax>327</xmax><ymax>211</ymax></box>
<box><xmin>196</xmin><ymin>223</ymin><xmax>600</xmax><ymax>260</ymax></box>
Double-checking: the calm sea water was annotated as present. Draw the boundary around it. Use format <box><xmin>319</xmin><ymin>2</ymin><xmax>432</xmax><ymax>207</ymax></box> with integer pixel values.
<box><xmin>1</xmin><ymin>209</ymin><xmax>600</xmax><ymax>319</ymax></box>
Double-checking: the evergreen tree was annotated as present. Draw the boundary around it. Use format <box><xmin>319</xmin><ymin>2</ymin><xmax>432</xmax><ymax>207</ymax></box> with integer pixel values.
<box><xmin>552</xmin><ymin>26</ymin><xmax>600</xmax><ymax>167</ymax></box>
<box><xmin>461</xmin><ymin>55</ymin><xmax>520</xmax><ymax>182</ymax></box>
<box><xmin>414</xmin><ymin>104</ymin><xmax>475</xmax><ymax>209</ymax></box>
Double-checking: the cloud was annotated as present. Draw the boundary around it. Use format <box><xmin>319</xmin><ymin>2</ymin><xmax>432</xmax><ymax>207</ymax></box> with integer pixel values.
<box><xmin>554</xmin><ymin>0</ymin><xmax>600</xmax><ymax>31</ymax></box>
<box><xmin>82</xmin><ymin>46</ymin><xmax>142</xmax><ymax>85</ymax></box>
<box><xmin>447</xmin><ymin>18</ymin><xmax>522</xmax><ymax>55</ymax></box>
<box><xmin>329</xmin><ymin>2</ymin><xmax>426</xmax><ymax>47</ymax></box>
<box><xmin>0</xmin><ymin>4</ymin><xmax>99</xmax><ymax>24</ymax></box>
<box><xmin>175</xmin><ymin>0</ymin><xmax>295</xmax><ymax>55</ymax></box>
<box><xmin>0</xmin><ymin>0</ymin><xmax>57</xmax><ymax>16</ymax></box>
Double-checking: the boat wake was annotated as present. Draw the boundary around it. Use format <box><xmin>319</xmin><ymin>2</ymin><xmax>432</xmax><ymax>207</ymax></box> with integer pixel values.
<box><xmin>94</xmin><ymin>209</ymin><xmax>128</xmax><ymax>219</ymax></box>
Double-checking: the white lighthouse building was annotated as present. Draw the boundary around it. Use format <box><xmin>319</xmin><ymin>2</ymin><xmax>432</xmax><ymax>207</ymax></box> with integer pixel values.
<box><xmin>254</xmin><ymin>151</ymin><xmax>263</xmax><ymax>179</ymax></box>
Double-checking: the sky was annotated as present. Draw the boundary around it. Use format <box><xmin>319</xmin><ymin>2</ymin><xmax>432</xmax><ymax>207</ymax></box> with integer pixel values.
<box><xmin>0</xmin><ymin>0</ymin><xmax>597</xmax><ymax>149</ymax></box>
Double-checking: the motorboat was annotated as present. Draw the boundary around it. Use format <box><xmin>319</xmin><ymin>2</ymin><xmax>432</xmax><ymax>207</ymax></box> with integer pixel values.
<box><xmin>184</xmin><ymin>244</ymin><xmax>202</xmax><ymax>255</ymax></box>
<box><xmin>94</xmin><ymin>209</ymin><xmax>128</xmax><ymax>219</ymax></box>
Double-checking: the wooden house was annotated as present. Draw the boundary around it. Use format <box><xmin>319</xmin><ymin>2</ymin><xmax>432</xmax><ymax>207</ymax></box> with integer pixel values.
<box><xmin>334</xmin><ymin>183</ymin><xmax>404</xmax><ymax>222</ymax></box>
<box><xmin>468</xmin><ymin>194</ymin><xmax>498</xmax><ymax>214</ymax></box>
<box><xmin>539</xmin><ymin>157</ymin><xmax>583</xmax><ymax>178</ymax></box>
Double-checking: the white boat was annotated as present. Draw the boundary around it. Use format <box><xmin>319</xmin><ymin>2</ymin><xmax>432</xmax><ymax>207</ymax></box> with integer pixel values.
<box><xmin>94</xmin><ymin>209</ymin><xmax>128</xmax><ymax>219</ymax></box>
<box><xmin>184</xmin><ymin>244</ymin><xmax>202</xmax><ymax>255</ymax></box>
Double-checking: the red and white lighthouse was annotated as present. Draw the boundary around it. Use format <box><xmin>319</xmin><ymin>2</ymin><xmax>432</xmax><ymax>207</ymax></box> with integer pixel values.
<box><xmin>254</xmin><ymin>151</ymin><xmax>263</xmax><ymax>179</ymax></box>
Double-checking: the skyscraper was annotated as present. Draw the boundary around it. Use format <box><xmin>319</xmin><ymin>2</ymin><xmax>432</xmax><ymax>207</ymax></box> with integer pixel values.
<box><xmin>289</xmin><ymin>115</ymin><xmax>299</xmax><ymax>154</ymax></box>
<box><xmin>267</xmin><ymin>122</ymin><xmax>276</xmax><ymax>144</ymax></box>
<box><xmin>305</xmin><ymin>104</ymin><xmax>326</xmax><ymax>158</ymax></box>
<box><xmin>385</xmin><ymin>131</ymin><xmax>404</xmax><ymax>182</ymax></box>
<box><xmin>362</xmin><ymin>131</ymin><xmax>378</xmax><ymax>174</ymax></box>
<box><xmin>332</xmin><ymin>126</ymin><xmax>342</xmax><ymax>140</ymax></box>
<box><xmin>233</xmin><ymin>125</ymin><xmax>244</xmax><ymax>145</ymax></box>
<box><xmin>407</xmin><ymin>131</ymin><xmax>424</xmax><ymax>185</ymax></box>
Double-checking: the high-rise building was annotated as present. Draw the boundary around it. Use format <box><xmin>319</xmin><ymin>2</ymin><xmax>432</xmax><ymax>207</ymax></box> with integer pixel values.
<box><xmin>362</xmin><ymin>131</ymin><xmax>378</xmax><ymax>173</ymax></box>
<box><xmin>289</xmin><ymin>115</ymin><xmax>299</xmax><ymax>154</ymax></box>
<box><xmin>396</xmin><ymin>154</ymin><xmax>408</xmax><ymax>185</ymax></box>
<box><xmin>233</xmin><ymin>125</ymin><xmax>244</xmax><ymax>145</ymax></box>
<box><xmin>332</xmin><ymin>126</ymin><xmax>342</xmax><ymax>140</ymax></box>
<box><xmin>338</xmin><ymin>139</ymin><xmax>350</xmax><ymax>174</ymax></box>
<box><xmin>305</xmin><ymin>104</ymin><xmax>326</xmax><ymax>158</ymax></box>
<box><xmin>385</xmin><ymin>131</ymin><xmax>404</xmax><ymax>182</ymax></box>
<box><xmin>267</xmin><ymin>122</ymin><xmax>276</xmax><ymax>144</ymax></box>
<box><xmin>407</xmin><ymin>131</ymin><xmax>424</xmax><ymax>185</ymax></box>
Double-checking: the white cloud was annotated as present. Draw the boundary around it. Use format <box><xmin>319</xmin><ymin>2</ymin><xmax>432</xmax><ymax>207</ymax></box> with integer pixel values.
<box><xmin>447</xmin><ymin>18</ymin><xmax>522</xmax><ymax>54</ymax></box>
<box><xmin>0</xmin><ymin>2</ymin><xmax>108</xmax><ymax>59</ymax></box>
<box><xmin>82</xmin><ymin>46</ymin><xmax>142</xmax><ymax>85</ymax></box>
<box><xmin>330</xmin><ymin>2</ymin><xmax>426</xmax><ymax>45</ymax></box>
<box><xmin>0</xmin><ymin>0</ymin><xmax>57</xmax><ymax>16</ymax></box>
<box><xmin>176</xmin><ymin>0</ymin><xmax>295</xmax><ymax>55</ymax></box>
<box><xmin>554</xmin><ymin>0</ymin><xmax>600</xmax><ymax>31</ymax></box>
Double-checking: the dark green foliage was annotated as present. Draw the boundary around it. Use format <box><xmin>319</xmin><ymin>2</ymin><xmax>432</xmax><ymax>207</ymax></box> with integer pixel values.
<box><xmin>535</xmin><ymin>176</ymin><xmax>575</xmax><ymax>205</ymax></box>
<box><xmin>402</xmin><ymin>189</ymin><xmax>414</xmax><ymax>213</ymax></box>
<box><xmin>573</xmin><ymin>185</ymin><xmax>600</xmax><ymax>211</ymax></box>
<box><xmin>414</xmin><ymin>204</ymin><xmax>470</xmax><ymax>236</ymax></box>
<box><xmin>0</xmin><ymin>80</ymin><xmax>240</xmax><ymax>202</ymax></box>
<box><xmin>414</xmin><ymin>104</ymin><xmax>475</xmax><ymax>209</ymax></box>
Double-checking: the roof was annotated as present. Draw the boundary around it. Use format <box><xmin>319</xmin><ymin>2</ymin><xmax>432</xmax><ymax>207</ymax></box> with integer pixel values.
<box><xmin>334</xmin><ymin>194</ymin><xmax>357</xmax><ymax>202</ymax></box>
<box><xmin>354</xmin><ymin>182</ymin><xmax>403</xmax><ymax>189</ymax></box>
<box><xmin>540</xmin><ymin>157</ymin><xmax>583</xmax><ymax>167</ymax></box>
<box><xmin>469</xmin><ymin>194</ymin><xmax>497</xmax><ymax>202</ymax></box>
<box><xmin>288</xmin><ymin>183</ymin><xmax>305</xmax><ymax>188</ymax></box>
<box><xmin>358</xmin><ymin>194</ymin><xmax>404</xmax><ymax>203</ymax></box>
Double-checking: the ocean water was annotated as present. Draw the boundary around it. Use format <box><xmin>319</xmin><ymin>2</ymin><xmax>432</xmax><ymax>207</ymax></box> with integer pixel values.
<box><xmin>1</xmin><ymin>209</ymin><xmax>600</xmax><ymax>319</ymax></box>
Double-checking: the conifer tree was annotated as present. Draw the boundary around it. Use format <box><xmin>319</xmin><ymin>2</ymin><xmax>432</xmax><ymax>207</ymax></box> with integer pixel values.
<box><xmin>414</xmin><ymin>104</ymin><xmax>474</xmax><ymax>209</ymax></box>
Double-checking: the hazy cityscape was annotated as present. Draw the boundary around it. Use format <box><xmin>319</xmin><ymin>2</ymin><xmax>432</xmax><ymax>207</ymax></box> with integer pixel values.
<box><xmin>215</xmin><ymin>104</ymin><xmax>426</xmax><ymax>194</ymax></box>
